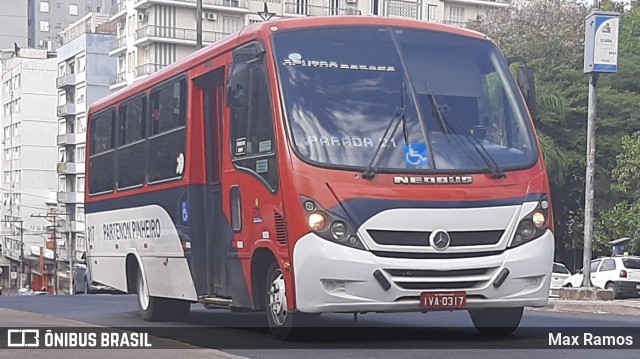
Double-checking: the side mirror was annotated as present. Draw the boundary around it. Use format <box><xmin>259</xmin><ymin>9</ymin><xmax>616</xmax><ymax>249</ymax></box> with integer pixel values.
<box><xmin>227</xmin><ymin>62</ymin><xmax>250</xmax><ymax>109</ymax></box>
<box><xmin>517</xmin><ymin>66</ymin><xmax>537</xmax><ymax>113</ymax></box>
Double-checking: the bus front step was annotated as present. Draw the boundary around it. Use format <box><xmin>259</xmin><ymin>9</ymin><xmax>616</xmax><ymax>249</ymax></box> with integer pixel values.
<box><xmin>201</xmin><ymin>296</ymin><xmax>233</xmax><ymax>309</ymax></box>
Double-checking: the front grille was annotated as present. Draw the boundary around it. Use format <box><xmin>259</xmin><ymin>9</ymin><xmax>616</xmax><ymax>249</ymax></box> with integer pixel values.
<box><xmin>385</xmin><ymin>268</ymin><xmax>490</xmax><ymax>277</ymax></box>
<box><xmin>367</xmin><ymin>230</ymin><xmax>503</xmax><ymax>247</ymax></box>
<box><xmin>371</xmin><ymin>250</ymin><xmax>504</xmax><ymax>259</ymax></box>
<box><xmin>384</xmin><ymin>267</ymin><xmax>497</xmax><ymax>291</ymax></box>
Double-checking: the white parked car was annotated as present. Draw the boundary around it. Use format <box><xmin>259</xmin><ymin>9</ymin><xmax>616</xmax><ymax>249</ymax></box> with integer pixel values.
<box><xmin>549</xmin><ymin>262</ymin><xmax>571</xmax><ymax>297</ymax></box>
<box><xmin>562</xmin><ymin>256</ymin><xmax>640</xmax><ymax>299</ymax></box>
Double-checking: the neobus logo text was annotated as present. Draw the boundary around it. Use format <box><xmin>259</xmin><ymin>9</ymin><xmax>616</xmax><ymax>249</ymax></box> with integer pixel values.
<box><xmin>393</xmin><ymin>176</ymin><xmax>474</xmax><ymax>184</ymax></box>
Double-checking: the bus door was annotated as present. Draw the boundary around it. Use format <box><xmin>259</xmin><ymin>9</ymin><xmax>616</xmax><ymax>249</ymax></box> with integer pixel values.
<box><xmin>193</xmin><ymin>68</ymin><xmax>227</xmax><ymax>296</ymax></box>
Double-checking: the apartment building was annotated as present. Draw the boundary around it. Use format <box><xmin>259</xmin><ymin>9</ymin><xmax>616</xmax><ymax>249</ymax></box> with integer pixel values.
<box><xmin>27</xmin><ymin>0</ymin><xmax>113</xmax><ymax>51</ymax></box>
<box><xmin>108</xmin><ymin>0</ymin><xmax>508</xmax><ymax>91</ymax></box>
<box><xmin>0</xmin><ymin>49</ymin><xmax>58</xmax><ymax>291</ymax></box>
<box><xmin>56</xmin><ymin>13</ymin><xmax>116</xmax><ymax>273</ymax></box>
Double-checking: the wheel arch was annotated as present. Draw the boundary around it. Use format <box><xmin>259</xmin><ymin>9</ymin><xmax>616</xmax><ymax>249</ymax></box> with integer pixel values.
<box><xmin>125</xmin><ymin>252</ymin><xmax>143</xmax><ymax>294</ymax></box>
<box><xmin>251</xmin><ymin>247</ymin><xmax>279</xmax><ymax>310</ymax></box>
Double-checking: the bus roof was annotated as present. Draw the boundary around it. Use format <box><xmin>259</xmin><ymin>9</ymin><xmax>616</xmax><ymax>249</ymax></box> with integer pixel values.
<box><xmin>89</xmin><ymin>16</ymin><xmax>487</xmax><ymax>114</ymax></box>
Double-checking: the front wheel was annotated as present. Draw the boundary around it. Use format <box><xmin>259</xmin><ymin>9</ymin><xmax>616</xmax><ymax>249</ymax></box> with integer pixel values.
<box><xmin>265</xmin><ymin>262</ymin><xmax>315</xmax><ymax>340</ymax></box>
<box><xmin>469</xmin><ymin>307</ymin><xmax>523</xmax><ymax>336</ymax></box>
<box><xmin>137</xmin><ymin>267</ymin><xmax>190</xmax><ymax>321</ymax></box>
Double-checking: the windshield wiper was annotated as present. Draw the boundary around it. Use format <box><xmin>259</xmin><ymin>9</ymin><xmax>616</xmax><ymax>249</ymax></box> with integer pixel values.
<box><xmin>424</xmin><ymin>81</ymin><xmax>506</xmax><ymax>179</ymax></box>
<box><xmin>362</xmin><ymin>83</ymin><xmax>407</xmax><ymax>180</ymax></box>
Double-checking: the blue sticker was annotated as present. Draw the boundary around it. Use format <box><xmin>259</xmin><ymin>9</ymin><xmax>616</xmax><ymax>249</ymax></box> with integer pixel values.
<box><xmin>181</xmin><ymin>201</ymin><xmax>190</xmax><ymax>224</ymax></box>
<box><xmin>403</xmin><ymin>143</ymin><xmax>429</xmax><ymax>166</ymax></box>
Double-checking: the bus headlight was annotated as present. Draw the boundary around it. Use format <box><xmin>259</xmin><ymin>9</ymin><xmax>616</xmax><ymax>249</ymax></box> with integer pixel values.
<box><xmin>509</xmin><ymin>200</ymin><xmax>550</xmax><ymax>248</ymax></box>
<box><xmin>330</xmin><ymin>221</ymin><xmax>347</xmax><ymax>241</ymax></box>
<box><xmin>301</xmin><ymin>196</ymin><xmax>365</xmax><ymax>250</ymax></box>
<box><xmin>532</xmin><ymin>211</ymin><xmax>546</xmax><ymax>228</ymax></box>
<box><xmin>308</xmin><ymin>212</ymin><xmax>327</xmax><ymax>231</ymax></box>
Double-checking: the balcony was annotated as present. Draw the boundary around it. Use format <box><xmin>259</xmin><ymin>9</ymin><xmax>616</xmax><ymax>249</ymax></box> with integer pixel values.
<box><xmin>135</xmin><ymin>0</ymin><xmax>249</xmax><ymax>11</ymax></box>
<box><xmin>134</xmin><ymin>25</ymin><xmax>231</xmax><ymax>47</ymax></box>
<box><xmin>57</xmin><ymin>191</ymin><xmax>84</xmax><ymax>204</ymax></box>
<box><xmin>56</xmin><ymin>73</ymin><xmax>76</xmax><ymax>89</ymax></box>
<box><xmin>109</xmin><ymin>37</ymin><xmax>127</xmax><ymax>56</ymax></box>
<box><xmin>110</xmin><ymin>1</ymin><xmax>127</xmax><ymax>20</ymax></box>
<box><xmin>441</xmin><ymin>20</ymin><xmax>468</xmax><ymax>28</ymax></box>
<box><xmin>284</xmin><ymin>2</ymin><xmax>361</xmax><ymax>16</ymax></box>
<box><xmin>110</xmin><ymin>71</ymin><xmax>127</xmax><ymax>86</ymax></box>
<box><xmin>57</xmin><ymin>133</ymin><xmax>84</xmax><ymax>146</ymax></box>
<box><xmin>441</xmin><ymin>0</ymin><xmax>509</xmax><ymax>8</ymax></box>
<box><xmin>134</xmin><ymin>63</ymin><xmax>166</xmax><ymax>77</ymax></box>
<box><xmin>56</xmin><ymin>162</ymin><xmax>84</xmax><ymax>174</ymax></box>
<box><xmin>57</xmin><ymin>103</ymin><xmax>78</xmax><ymax>117</ymax></box>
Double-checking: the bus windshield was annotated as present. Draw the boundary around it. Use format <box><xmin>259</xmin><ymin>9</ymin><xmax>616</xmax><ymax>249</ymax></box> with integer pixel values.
<box><xmin>273</xmin><ymin>26</ymin><xmax>538</xmax><ymax>173</ymax></box>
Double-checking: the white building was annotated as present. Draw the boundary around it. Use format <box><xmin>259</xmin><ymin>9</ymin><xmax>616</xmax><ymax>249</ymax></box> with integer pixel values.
<box><xmin>56</xmin><ymin>13</ymin><xmax>116</xmax><ymax>266</ymax></box>
<box><xmin>0</xmin><ymin>48</ymin><xmax>58</xmax><ymax>291</ymax></box>
<box><xmin>108</xmin><ymin>0</ymin><xmax>509</xmax><ymax>90</ymax></box>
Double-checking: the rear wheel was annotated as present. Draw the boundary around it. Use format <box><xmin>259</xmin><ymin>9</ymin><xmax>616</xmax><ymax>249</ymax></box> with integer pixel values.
<box><xmin>137</xmin><ymin>267</ymin><xmax>190</xmax><ymax>321</ymax></box>
<box><xmin>469</xmin><ymin>307</ymin><xmax>523</xmax><ymax>336</ymax></box>
<box><xmin>265</xmin><ymin>262</ymin><xmax>315</xmax><ymax>340</ymax></box>
<box><xmin>605</xmin><ymin>282</ymin><xmax>619</xmax><ymax>299</ymax></box>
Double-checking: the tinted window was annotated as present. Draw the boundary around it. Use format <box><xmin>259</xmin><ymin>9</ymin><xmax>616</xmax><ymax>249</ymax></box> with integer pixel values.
<box><xmin>118</xmin><ymin>96</ymin><xmax>146</xmax><ymax>189</ymax></box>
<box><xmin>148</xmin><ymin>80</ymin><xmax>186</xmax><ymax>183</ymax></box>
<box><xmin>622</xmin><ymin>258</ymin><xmax>640</xmax><ymax>269</ymax></box>
<box><xmin>90</xmin><ymin>110</ymin><xmax>114</xmax><ymax>155</ymax></box>
<box><xmin>120</xmin><ymin>97</ymin><xmax>145</xmax><ymax>145</ymax></box>
<box><xmin>590</xmin><ymin>260</ymin><xmax>601</xmax><ymax>272</ymax></box>
<box><xmin>89</xmin><ymin>109</ymin><xmax>116</xmax><ymax>194</ymax></box>
<box><xmin>552</xmin><ymin>264</ymin><xmax>570</xmax><ymax>274</ymax></box>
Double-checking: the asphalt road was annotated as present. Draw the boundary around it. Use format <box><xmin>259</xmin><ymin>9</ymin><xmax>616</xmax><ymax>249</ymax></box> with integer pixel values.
<box><xmin>1</xmin><ymin>294</ymin><xmax>640</xmax><ymax>358</ymax></box>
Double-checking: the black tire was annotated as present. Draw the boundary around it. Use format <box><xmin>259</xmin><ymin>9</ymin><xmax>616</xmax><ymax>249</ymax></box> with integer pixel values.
<box><xmin>564</xmin><ymin>283</ymin><xmax>572</xmax><ymax>288</ymax></box>
<box><xmin>605</xmin><ymin>282</ymin><xmax>619</xmax><ymax>299</ymax></box>
<box><xmin>469</xmin><ymin>307</ymin><xmax>523</xmax><ymax>336</ymax></box>
<box><xmin>265</xmin><ymin>262</ymin><xmax>315</xmax><ymax>340</ymax></box>
<box><xmin>137</xmin><ymin>267</ymin><xmax>190</xmax><ymax>321</ymax></box>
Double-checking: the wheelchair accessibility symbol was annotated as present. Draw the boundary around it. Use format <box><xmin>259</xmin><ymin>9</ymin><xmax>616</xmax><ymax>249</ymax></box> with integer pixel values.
<box><xmin>403</xmin><ymin>143</ymin><xmax>429</xmax><ymax>166</ymax></box>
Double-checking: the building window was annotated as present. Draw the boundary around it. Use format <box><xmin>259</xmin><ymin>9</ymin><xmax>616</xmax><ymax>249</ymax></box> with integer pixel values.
<box><xmin>222</xmin><ymin>16</ymin><xmax>242</xmax><ymax>34</ymax></box>
<box><xmin>76</xmin><ymin>146</ymin><xmax>85</xmax><ymax>163</ymax></box>
<box><xmin>76</xmin><ymin>178</ymin><xmax>85</xmax><ymax>194</ymax></box>
<box><xmin>57</xmin><ymin>2</ymin><xmax>61</xmax><ymax>9</ymax></box>
<box><xmin>86</xmin><ymin>6</ymin><xmax>92</xmax><ymax>12</ymax></box>
<box><xmin>69</xmin><ymin>4</ymin><xmax>78</xmax><ymax>15</ymax></box>
<box><xmin>40</xmin><ymin>21</ymin><xmax>50</xmax><ymax>32</ymax></box>
<box><xmin>427</xmin><ymin>5</ymin><xmax>437</xmax><ymax>22</ymax></box>
<box><xmin>449</xmin><ymin>6</ymin><xmax>465</xmax><ymax>23</ymax></box>
<box><xmin>56</xmin><ymin>22</ymin><xmax>62</xmax><ymax>29</ymax></box>
<box><xmin>40</xmin><ymin>1</ymin><xmax>50</xmax><ymax>13</ymax></box>
<box><xmin>76</xmin><ymin>86</ymin><xmax>85</xmax><ymax>103</ymax></box>
<box><xmin>59</xmin><ymin>176</ymin><xmax>66</xmax><ymax>192</ymax></box>
<box><xmin>76</xmin><ymin>116</ymin><xmax>86</xmax><ymax>133</ymax></box>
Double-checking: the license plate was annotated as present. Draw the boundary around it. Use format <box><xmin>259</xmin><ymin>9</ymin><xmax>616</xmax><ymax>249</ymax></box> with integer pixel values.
<box><xmin>420</xmin><ymin>291</ymin><xmax>467</xmax><ymax>309</ymax></box>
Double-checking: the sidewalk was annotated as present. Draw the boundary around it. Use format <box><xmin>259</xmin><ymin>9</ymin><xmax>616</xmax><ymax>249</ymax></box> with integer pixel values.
<box><xmin>535</xmin><ymin>298</ymin><xmax>640</xmax><ymax>316</ymax></box>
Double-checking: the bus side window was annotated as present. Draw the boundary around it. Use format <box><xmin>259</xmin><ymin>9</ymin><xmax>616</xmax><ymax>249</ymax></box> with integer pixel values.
<box><xmin>88</xmin><ymin>109</ymin><xmax>116</xmax><ymax>195</ymax></box>
<box><xmin>147</xmin><ymin>80</ymin><xmax>187</xmax><ymax>183</ymax></box>
<box><xmin>117</xmin><ymin>96</ymin><xmax>146</xmax><ymax>189</ymax></box>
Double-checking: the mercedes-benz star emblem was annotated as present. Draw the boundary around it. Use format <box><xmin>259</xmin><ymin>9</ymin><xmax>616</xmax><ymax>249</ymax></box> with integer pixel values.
<box><xmin>430</xmin><ymin>230</ymin><xmax>451</xmax><ymax>251</ymax></box>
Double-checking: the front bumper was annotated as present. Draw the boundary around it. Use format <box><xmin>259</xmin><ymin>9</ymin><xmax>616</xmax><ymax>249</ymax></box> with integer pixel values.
<box><xmin>293</xmin><ymin>231</ymin><xmax>554</xmax><ymax>313</ymax></box>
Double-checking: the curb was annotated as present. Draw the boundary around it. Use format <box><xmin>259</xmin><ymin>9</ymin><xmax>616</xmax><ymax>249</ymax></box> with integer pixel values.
<box><xmin>536</xmin><ymin>299</ymin><xmax>640</xmax><ymax>316</ymax></box>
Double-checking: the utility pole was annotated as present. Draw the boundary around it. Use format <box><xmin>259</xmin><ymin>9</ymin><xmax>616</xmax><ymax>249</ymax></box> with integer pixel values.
<box><xmin>32</xmin><ymin>210</ymin><xmax>70</xmax><ymax>295</ymax></box>
<box><xmin>1</xmin><ymin>219</ymin><xmax>24</xmax><ymax>289</ymax></box>
<box><xmin>196</xmin><ymin>0</ymin><xmax>203</xmax><ymax>49</ymax></box>
<box><xmin>582</xmin><ymin>10</ymin><xmax>620</xmax><ymax>287</ymax></box>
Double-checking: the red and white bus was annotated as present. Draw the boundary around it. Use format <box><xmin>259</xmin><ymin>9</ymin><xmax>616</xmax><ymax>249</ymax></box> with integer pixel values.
<box><xmin>86</xmin><ymin>16</ymin><xmax>554</xmax><ymax>339</ymax></box>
